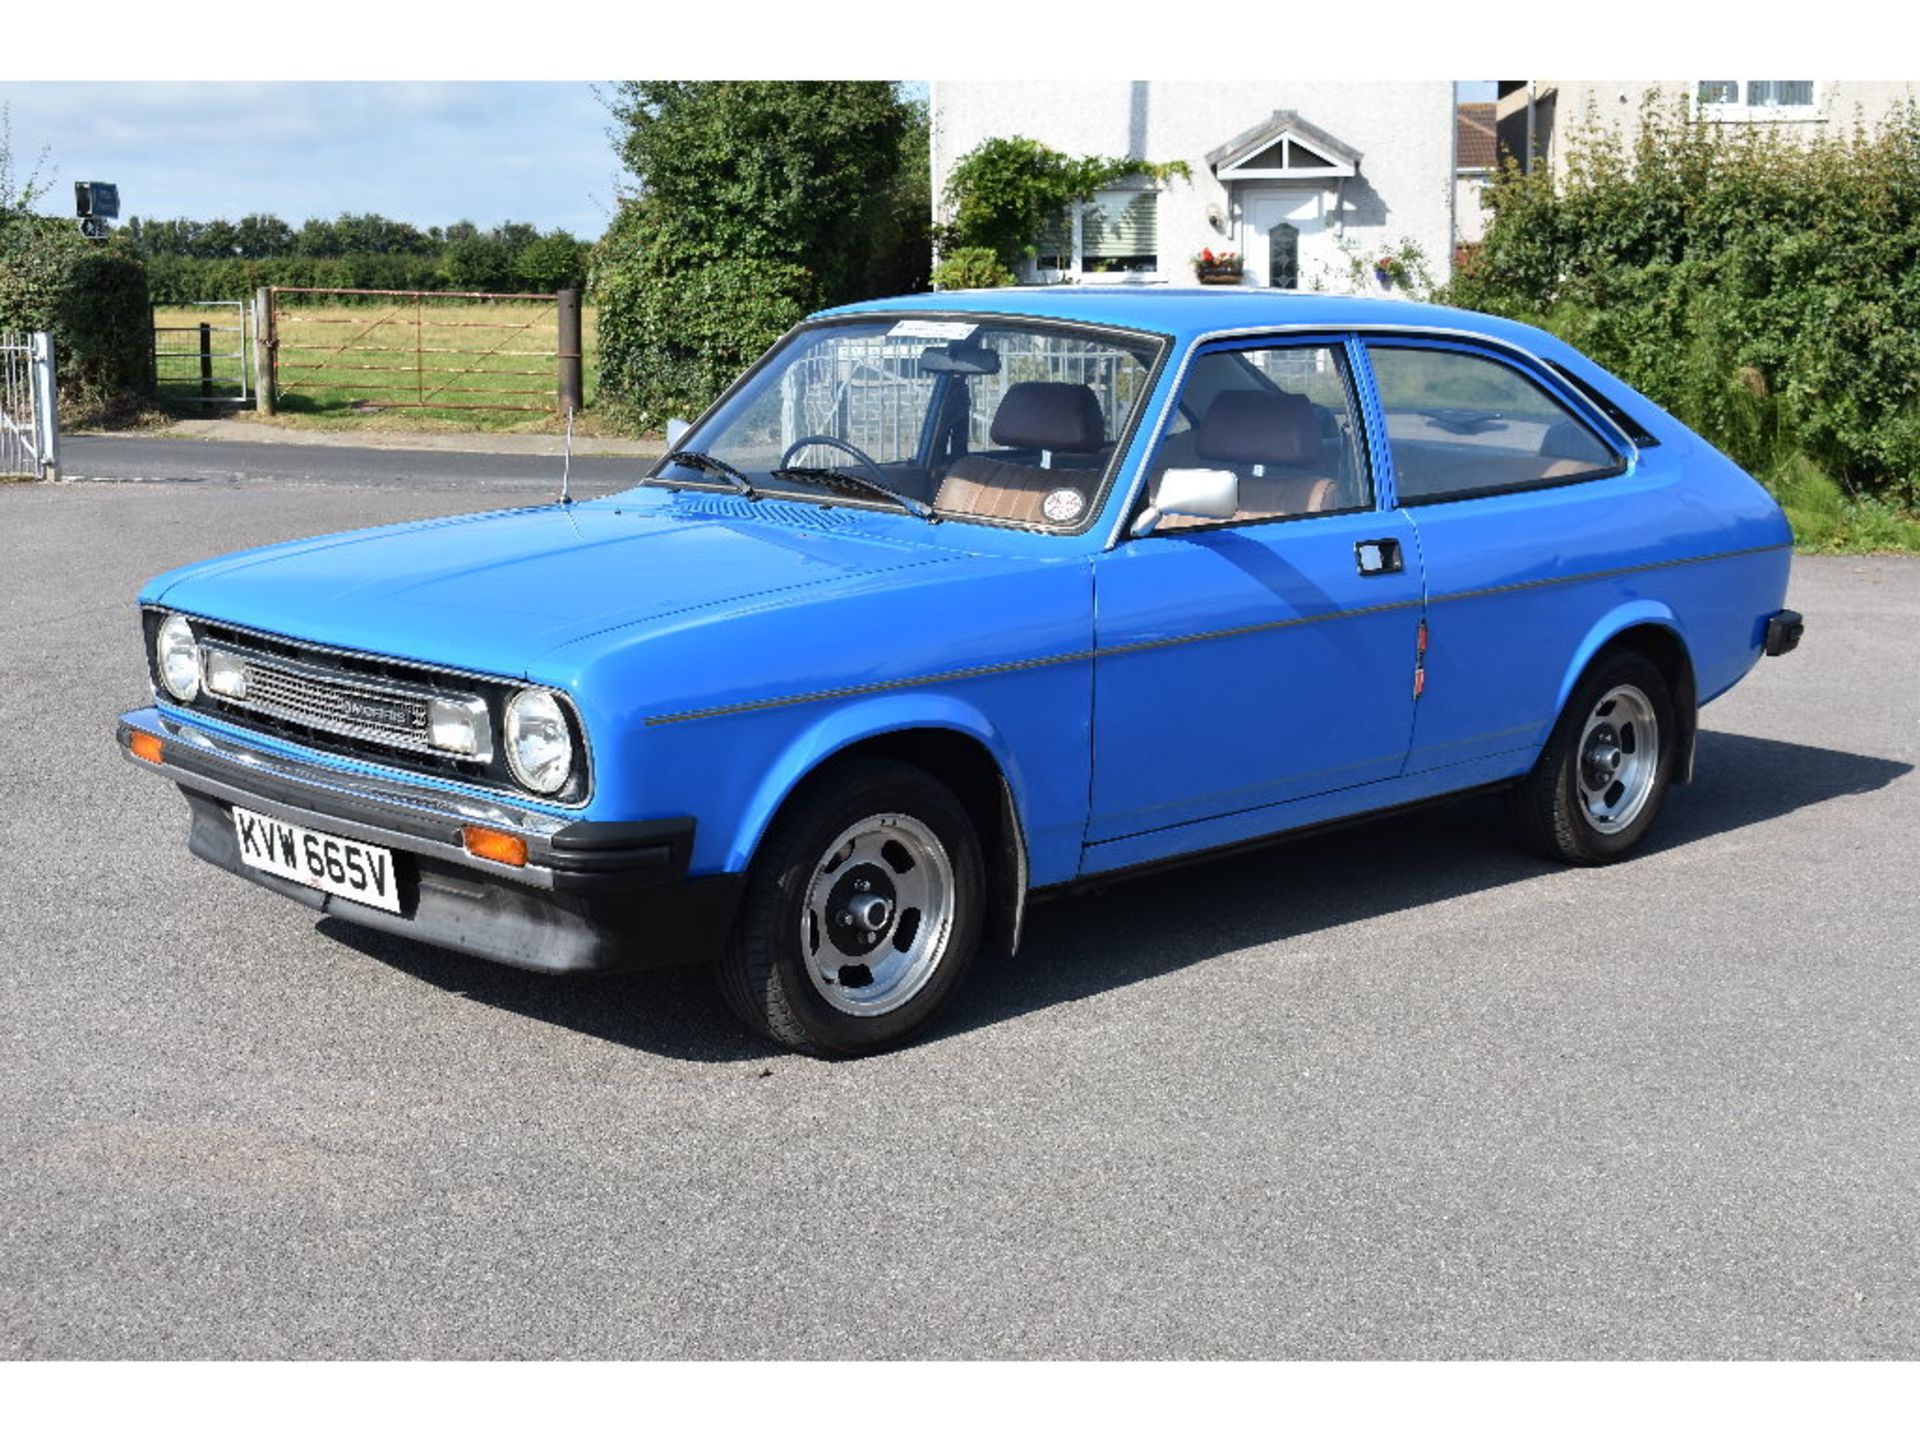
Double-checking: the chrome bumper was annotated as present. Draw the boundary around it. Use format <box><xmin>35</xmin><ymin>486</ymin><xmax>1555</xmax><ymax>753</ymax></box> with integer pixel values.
<box><xmin>117</xmin><ymin>707</ymin><xmax>737</xmax><ymax>974</ymax></box>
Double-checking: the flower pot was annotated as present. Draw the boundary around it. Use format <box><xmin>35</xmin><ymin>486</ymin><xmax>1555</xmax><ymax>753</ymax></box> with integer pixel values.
<box><xmin>1195</xmin><ymin>269</ymin><xmax>1242</xmax><ymax>286</ymax></box>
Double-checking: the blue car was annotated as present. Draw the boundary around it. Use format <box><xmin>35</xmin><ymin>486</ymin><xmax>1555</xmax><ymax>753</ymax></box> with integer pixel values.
<box><xmin>119</xmin><ymin>290</ymin><xmax>1803</xmax><ymax>1054</ymax></box>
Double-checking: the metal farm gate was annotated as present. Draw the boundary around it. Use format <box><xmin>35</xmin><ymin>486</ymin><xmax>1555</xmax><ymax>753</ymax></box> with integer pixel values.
<box><xmin>152</xmin><ymin>300</ymin><xmax>252</xmax><ymax>407</ymax></box>
<box><xmin>262</xmin><ymin>287</ymin><xmax>582</xmax><ymax>417</ymax></box>
<box><xmin>1</xmin><ymin>331</ymin><xmax>59</xmax><ymax>481</ymax></box>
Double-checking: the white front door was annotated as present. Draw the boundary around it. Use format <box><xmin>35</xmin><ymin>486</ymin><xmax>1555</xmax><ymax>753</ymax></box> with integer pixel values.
<box><xmin>1246</xmin><ymin>190</ymin><xmax>1328</xmax><ymax>290</ymax></box>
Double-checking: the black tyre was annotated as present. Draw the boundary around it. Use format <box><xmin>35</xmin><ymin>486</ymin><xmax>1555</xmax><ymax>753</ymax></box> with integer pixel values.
<box><xmin>1507</xmin><ymin>650</ymin><xmax>1676</xmax><ymax>865</ymax></box>
<box><xmin>715</xmin><ymin>757</ymin><xmax>986</xmax><ymax>1056</ymax></box>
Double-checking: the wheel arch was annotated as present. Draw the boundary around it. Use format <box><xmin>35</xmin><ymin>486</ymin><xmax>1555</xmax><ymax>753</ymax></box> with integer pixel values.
<box><xmin>721</xmin><ymin>696</ymin><xmax>1032</xmax><ymax>955</ymax></box>
<box><xmin>1555</xmin><ymin>605</ymin><xmax>1700</xmax><ymax>783</ymax></box>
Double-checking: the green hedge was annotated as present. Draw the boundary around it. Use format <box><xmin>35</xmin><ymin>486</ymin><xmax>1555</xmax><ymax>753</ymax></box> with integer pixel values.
<box><xmin>593</xmin><ymin>219</ymin><xmax>816</xmax><ymax>429</ymax></box>
<box><xmin>1449</xmin><ymin>97</ymin><xmax>1920</xmax><ymax>506</ymax></box>
<box><xmin>931</xmin><ymin>246</ymin><xmax>1016</xmax><ymax>290</ymax></box>
<box><xmin>0</xmin><ymin>220</ymin><xmax>151</xmax><ymax>417</ymax></box>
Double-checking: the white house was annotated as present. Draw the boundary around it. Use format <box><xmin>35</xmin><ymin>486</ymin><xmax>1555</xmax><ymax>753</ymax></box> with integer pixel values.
<box><xmin>1497</xmin><ymin>80</ymin><xmax>1920</xmax><ymax>175</ymax></box>
<box><xmin>930</xmin><ymin>81</ymin><xmax>1459</xmax><ymax>294</ymax></box>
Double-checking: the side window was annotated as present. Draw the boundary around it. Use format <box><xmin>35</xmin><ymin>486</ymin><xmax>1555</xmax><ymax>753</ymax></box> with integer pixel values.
<box><xmin>1366</xmin><ymin>344</ymin><xmax>1622</xmax><ymax>504</ymax></box>
<box><xmin>1151</xmin><ymin>343</ymin><xmax>1369</xmax><ymax>531</ymax></box>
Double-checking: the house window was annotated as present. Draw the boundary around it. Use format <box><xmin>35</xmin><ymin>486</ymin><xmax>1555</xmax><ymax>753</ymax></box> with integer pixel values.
<box><xmin>1747</xmin><ymin>80</ymin><xmax>1814</xmax><ymax>108</ymax></box>
<box><xmin>1037</xmin><ymin>189</ymin><xmax>1159</xmax><ymax>277</ymax></box>
<box><xmin>1035</xmin><ymin>212</ymin><xmax>1074</xmax><ymax>271</ymax></box>
<box><xmin>1082</xmin><ymin>190</ymin><xmax>1158</xmax><ymax>273</ymax></box>
<box><xmin>1698</xmin><ymin>80</ymin><xmax>1816</xmax><ymax>114</ymax></box>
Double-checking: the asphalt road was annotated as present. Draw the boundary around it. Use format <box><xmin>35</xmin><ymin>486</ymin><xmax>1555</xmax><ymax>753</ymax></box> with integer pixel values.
<box><xmin>2</xmin><ymin>471</ymin><xmax>1916</xmax><ymax>1359</ymax></box>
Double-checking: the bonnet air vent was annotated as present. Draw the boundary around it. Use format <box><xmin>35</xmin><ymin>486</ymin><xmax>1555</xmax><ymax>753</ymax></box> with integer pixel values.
<box><xmin>669</xmin><ymin>495</ymin><xmax>857</xmax><ymax>530</ymax></box>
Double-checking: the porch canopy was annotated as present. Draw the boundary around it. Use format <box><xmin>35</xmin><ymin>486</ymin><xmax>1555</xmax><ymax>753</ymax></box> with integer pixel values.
<box><xmin>1206</xmin><ymin>110</ymin><xmax>1362</xmax><ymax>181</ymax></box>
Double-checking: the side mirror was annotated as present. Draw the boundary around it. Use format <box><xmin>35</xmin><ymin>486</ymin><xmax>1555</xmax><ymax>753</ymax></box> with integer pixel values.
<box><xmin>1132</xmin><ymin>467</ymin><xmax>1239</xmax><ymax>537</ymax></box>
<box><xmin>665</xmin><ymin>418</ymin><xmax>692</xmax><ymax>447</ymax></box>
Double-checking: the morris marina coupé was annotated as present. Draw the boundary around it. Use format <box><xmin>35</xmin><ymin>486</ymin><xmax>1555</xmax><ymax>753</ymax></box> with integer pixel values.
<box><xmin>119</xmin><ymin>290</ymin><xmax>1802</xmax><ymax>1054</ymax></box>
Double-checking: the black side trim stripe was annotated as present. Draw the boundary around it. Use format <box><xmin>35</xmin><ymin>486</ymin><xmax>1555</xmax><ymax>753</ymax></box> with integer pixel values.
<box><xmin>1100</xmin><ymin>595</ymin><xmax>1423</xmax><ymax>659</ymax></box>
<box><xmin>1426</xmin><ymin>542</ymin><xmax>1791</xmax><ymax>607</ymax></box>
<box><xmin>645</xmin><ymin>651</ymin><xmax>1100</xmax><ymax>727</ymax></box>
<box><xmin>643</xmin><ymin>542</ymin><xmax>1791</xmax><ymax>726</ymax></box>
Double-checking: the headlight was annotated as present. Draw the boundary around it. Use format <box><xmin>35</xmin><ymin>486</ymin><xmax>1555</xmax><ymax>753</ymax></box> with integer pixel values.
<box><xmin>156</xmin><ymin>614</ymin><xmax>201</xmax><ymax>701</ymax></box>
<box><xmin>504</xmin><ymin>688</ymin><xmax>573</xmax><ymax>795</ymax></box>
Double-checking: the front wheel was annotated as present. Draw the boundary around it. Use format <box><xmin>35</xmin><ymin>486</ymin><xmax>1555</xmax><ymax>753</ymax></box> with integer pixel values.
<box><xmin>1507</xmin><ymin>651</ymin><xmax>1676</xmax><ymax>865</ymax></box>
<box><xmin>716</xmin><ymin>758</ymin><xmax>985</xmax><ymax>1056</ymax></box>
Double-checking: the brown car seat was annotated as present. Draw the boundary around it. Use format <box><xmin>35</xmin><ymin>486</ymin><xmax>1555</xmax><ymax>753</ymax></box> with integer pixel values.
<box><xmin>935</xmin><ymin>382</ymin><xmax>1107</xmax><ymax>525</ymax></box>
<box><xmin>1157</xmin><ymin>390</ymin><xmax>1339</xmax><ymax>530</ymax></box>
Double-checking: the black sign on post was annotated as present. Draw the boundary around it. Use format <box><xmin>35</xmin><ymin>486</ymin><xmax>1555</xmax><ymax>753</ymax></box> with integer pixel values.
<box><xmin>74</xmin><ymin>181</ymin><xmax>120</xmax><ymax>221</ymax></box>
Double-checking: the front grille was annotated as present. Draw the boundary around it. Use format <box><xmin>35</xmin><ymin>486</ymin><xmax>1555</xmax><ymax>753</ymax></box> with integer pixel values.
<box><xmin>143</xmin><ymin>610</ymin><xmax>592</xmax><ymax>806</ymax></box>
<box><xmin>206</xmin><ymin>644</ymin><xmax>470</xmax><ymax>759</ymax></box>
<box><xmin>240</xmin><ymin>657</ymin><xmax>433</xmax><ymax>745</ymax></box>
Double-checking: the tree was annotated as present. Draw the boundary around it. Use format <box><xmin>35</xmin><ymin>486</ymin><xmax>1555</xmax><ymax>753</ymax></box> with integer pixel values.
<box><xmin>865</xmin><ymin>97</ymin><xmax>932</xmax><ymax>296</ymax></box>
<box><xmin>439</xmin><ymin>234</ymin><xmax>513</xmax><ymax>291</ymax></box>
<box><xmin>234</xmin><ymin>213</ymin><xmax>295</xmax><ymax>259</ymax></box>
<box><xmin>594</xmin><ymin>81</ymin><xmax>921</xmax><ymax>428</ymax></box>
<box><xmin>0</xmin><ymin>104</ymin><xmax>52</xmax><ymax>242</ymax></box>
<box><xmin>198</xmin><ymin>218</ymin><xmax>241</xmax><ymax>258</ymax></box>
<box><xmin>609</xmin><ymin>80</ymin><xmax>910</xmax><ymax>306</ymax></box>
<box><xmin>512</xmin><ymin>230</ymin><xmax>587</xmax><ymax>293</ymax></box>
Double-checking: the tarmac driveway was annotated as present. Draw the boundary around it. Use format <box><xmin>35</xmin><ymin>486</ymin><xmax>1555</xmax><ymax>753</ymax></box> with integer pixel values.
<box><xmin>1</xmin><ymin>473</ymin><xmax>1914</xmax><ymax>1359</ymax></box>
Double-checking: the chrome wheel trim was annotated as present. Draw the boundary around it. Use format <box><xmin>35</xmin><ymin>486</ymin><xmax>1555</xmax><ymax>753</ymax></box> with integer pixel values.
<box><xmin>799</xmin><ymin>812</ymin><xmax>955</xmax><ymax>1017</ymax></box>
<box><xmin>1576</xmin><ymin>684</ymin><xmax>1660</xmax><ymax>835</ymax></box>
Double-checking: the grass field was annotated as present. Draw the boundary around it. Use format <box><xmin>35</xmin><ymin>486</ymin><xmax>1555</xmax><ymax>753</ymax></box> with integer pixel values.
<box><xmin>151</xmin><ymin>300</ymin><xmax>602</xmax><ymax>435</ymax></box>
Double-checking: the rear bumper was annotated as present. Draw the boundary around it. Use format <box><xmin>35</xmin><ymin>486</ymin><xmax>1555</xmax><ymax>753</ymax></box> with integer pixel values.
<box><xmin>1763</xmin><ymin>609</ymin><xmax>1804</xmax><ymax>657</ymax></box>
<box><xmin>117</xmin><ymin>707</ymin><xmax>742</xmax><ymax>974</ymax></box>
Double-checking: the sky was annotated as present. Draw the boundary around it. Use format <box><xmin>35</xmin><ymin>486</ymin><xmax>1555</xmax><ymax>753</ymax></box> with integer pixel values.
<box><xmin>0</xmin><ymin>82</ymin><xmax>625</xmax><ymax>237</ymax></box>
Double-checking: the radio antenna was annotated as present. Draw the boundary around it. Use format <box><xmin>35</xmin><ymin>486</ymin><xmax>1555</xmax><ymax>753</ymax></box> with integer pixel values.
<box><xmin>559</xmin><ymin>406</ymin><xmax>575</xmax><ymax>506</ymax></box>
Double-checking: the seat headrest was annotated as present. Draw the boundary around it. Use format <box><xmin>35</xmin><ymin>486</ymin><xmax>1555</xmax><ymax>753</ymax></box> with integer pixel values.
<box><xmin>990</xmin><ymin>382</ymin><xmax>1106</xmax><ymax>452</ymax></box>
<box><xmin>1196</xmin><ymin>390</ymin><xmax>1321</xmax><ymax>467</ymax></box>
<box><xmin>1540</xmin><ymin>418</ymin><xmax>1600</xmax><ymax>461</ymax></box>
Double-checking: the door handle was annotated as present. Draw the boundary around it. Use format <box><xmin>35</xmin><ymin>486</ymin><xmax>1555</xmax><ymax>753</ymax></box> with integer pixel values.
<box><xmin>1354</xmin><ymin>537</ymin><xmax>1404</xmax><ymax>576</ymax></box>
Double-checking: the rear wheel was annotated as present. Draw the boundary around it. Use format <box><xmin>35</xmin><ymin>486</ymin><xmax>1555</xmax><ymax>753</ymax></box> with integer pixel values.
<box><xmin>1508</xmin><ymin>651</ymin><xmax>1676</xmax><ymax>864</ymax></box>
<box><xmin>716</xmin><ymin>758</ymin><xmax>985</xmax><ymax>1056</ymax></box>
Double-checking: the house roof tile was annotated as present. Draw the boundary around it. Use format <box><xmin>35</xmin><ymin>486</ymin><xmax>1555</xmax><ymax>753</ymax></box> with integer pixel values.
<box><xmin>1457</xmin><ymin>102</ymin><xmax>1498</xmax><ymax>171</ymax></box>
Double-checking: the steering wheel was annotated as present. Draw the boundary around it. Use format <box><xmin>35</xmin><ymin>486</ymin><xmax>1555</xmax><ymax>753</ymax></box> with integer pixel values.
<box><xmin>781</xmin><ymin>434</ymin><xmax>890</xmax><ymax>488</ymax></box>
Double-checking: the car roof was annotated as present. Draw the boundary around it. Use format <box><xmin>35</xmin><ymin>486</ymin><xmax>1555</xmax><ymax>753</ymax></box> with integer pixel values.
<box><xmin>815</xmin><ymin>287</ymin><xmax>1564</xmax><ymax>355</ymax></box>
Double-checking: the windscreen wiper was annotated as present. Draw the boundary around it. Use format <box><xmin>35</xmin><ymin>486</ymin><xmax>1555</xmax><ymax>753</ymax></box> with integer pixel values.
<box><xmin>770</xmin><ymin>465</ymin><xmax>936</xmax><ymax>521</ymax></box>
<box><xmin>654</xmin><ymin>449</ymin><xmax>759</xmax><ymax>500</ymax></box>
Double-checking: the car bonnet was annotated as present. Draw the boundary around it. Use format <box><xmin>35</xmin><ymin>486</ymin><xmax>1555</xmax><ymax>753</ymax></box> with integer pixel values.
<box><xmin>143</xmin><ymin>497</ymin><xmax>961</xmax><ymax>679</ymax></box>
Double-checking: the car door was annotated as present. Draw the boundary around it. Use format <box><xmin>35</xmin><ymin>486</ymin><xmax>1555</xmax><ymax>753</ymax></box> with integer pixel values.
<box><xmin>1086</xmin><ymin>336</ymin><xmax>1425</xmax><ymax>869</ymax></box>
<box><xmin>1358</xmin><ymin>339</ymin><xmax>1643</xmax><ymax>777</ymax></box>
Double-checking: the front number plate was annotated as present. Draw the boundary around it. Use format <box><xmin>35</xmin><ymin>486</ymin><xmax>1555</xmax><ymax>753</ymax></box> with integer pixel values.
<box><xmin>231</xmin><ymin>805</ymin><xmax>402</xmax><ymax>914</ymax></box>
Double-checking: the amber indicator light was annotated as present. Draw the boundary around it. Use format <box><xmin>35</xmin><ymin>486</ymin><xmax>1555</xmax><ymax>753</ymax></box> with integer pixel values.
<box><xmin>463</xmin><ymin>825</ymin><xmax>528</xmax><ymax>867</ymax></box>
<box><xmin>129</xmin><ymin>732</ymin><xmax>165</xmax><ymax>765</ymax></box>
